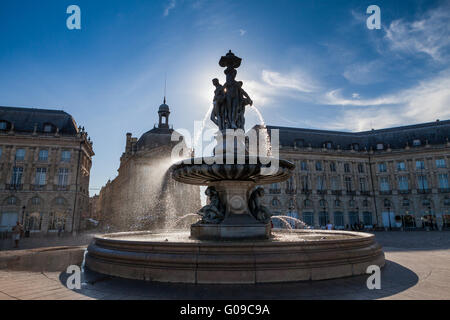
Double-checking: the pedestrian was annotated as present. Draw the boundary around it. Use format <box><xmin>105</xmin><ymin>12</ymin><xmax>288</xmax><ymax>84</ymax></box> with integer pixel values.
<box><xmin>326</xmin><ymin>220</ymin><xmax>333</xmax><ymax>230</ymax></box>
<box><xmin>12</xmin><ymin>221</ymin><xmax>24</xmax><ymax>248</ymax></box>
<box><xmin>57</xmin><ymin>221</ymin><xmax>63</xmax><ymax>237</ymax></box>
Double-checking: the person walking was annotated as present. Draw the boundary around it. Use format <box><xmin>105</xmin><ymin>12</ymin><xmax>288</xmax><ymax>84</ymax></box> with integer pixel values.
<box><xmin>12</xmin><ymin>221</ymin><xmax>24</xmax><ymax>248</ymax></box>
<box><xmin>326</xmin><ymin>220</ymin><xmax>333</xmax><ymax>230</ymax></box>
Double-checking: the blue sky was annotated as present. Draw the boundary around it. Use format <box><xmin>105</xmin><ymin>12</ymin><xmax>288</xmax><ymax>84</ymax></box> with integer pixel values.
<box><xmin>1</xmin><ymin>0</ymin><xmax>449</xmax><ymax>194</ymax></box>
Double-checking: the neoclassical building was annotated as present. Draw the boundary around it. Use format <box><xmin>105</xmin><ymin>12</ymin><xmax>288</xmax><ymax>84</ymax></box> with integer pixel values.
<box><xmin>97</xmin><ymin>100</ymin><xmax>201</xmax><ymax>231</ymax></box>
<box><xmin>0</xmin><ymin>106</ymin><xmax>94</xmax><ymax>235</ymax></box>
<box><xmin>258</xmin><ymin>120</ymin><xmax>450</xmax><ymax>230</ymax></box>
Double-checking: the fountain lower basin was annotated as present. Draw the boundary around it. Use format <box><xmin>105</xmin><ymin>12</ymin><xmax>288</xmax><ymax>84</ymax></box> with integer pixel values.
<box><xmin>86</xmin><ymin>229</ymin><xmax>385</xmax><ymax>284</ymax></box>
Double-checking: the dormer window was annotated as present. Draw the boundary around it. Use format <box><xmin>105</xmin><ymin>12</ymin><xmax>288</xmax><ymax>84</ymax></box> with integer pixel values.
<box><xmin>376</xmin><ymin>143</ymin><xmax>384</xmax><ymax>150</ymax></box>
<box><xmin>352</xmin><ymin>143</ymin><xmax>360</xmax><ymax>151</ymax></box>
<box><xmin>43</xmin><ymin>123</ymin><xmax>54</xmax><ymax>133</ymax></box>
<box><xmin>413</xmin><ymin>139</ymin><xmax>421</xmax><ymax>146</ymax></box>
<box><xmin>324</xmin><ymin>141</ymin><xmax>332</xmax><ymax>149</ymax></box>
<box><xmin>0</xmin><ymin>120</ymin><xmax>10</xmax><ymax>131</ymax></box>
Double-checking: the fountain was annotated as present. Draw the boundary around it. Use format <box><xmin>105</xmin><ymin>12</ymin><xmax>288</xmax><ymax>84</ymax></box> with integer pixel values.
<box><xmin>86</xmin><ymin>51</ymin><xmax>385</xmax><ymax>284</ymax></box>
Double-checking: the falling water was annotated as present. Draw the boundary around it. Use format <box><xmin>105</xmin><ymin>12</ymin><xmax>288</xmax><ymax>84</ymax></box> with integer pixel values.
<box><xmin>272</xmin><ymin>215</ymin><xmax>308</xmax><ymax>229</ymax></box>
<box><xmin>194</xmin><ymin>103</ymin><xmax>215</xmax><ymax>155</ymax></box>
<box><xmin>173</xmin><ymin>213</ymin><xmax>200</xmax><ymax>226</ymax></box>
<box><xmin>248</xmin><ymin>105</ymin><xmax>272</xmax><ymax>156</ymax></box>
<box><xmin>271</xmin><ymin>216</ymin><xmax>293</xmax><ymax>229</ymax></box>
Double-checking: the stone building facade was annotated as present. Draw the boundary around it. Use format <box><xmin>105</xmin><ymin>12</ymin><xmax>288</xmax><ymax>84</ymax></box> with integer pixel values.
<box><xmin>0</xmin><ymin>106</ymin><xmax>94</xmax><ymax>235</ymax></box>
<box><xmin>97</xmin><ymin>100</ymin><xmax>201</xmax><ymax>231</ymax></box>
<box><xmin>259</xmin><ymin>120</ymin><xmax>450</xmax><ymax>230</ymax></box>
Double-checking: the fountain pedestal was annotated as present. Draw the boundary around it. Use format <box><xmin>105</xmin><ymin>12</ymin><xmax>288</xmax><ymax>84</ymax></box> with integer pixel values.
<box><xmin>191</xmin><ymin>180</ymin><xmax>270</xmax><ymax>240</ymax></box>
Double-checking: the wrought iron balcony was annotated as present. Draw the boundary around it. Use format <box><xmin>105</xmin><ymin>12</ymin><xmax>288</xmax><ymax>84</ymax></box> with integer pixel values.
<box><xmin>30</xmin><ymin>184</ymin><xmax>46</xmax><ymax>191</ymax></box>
<box><xmin>417</xmin><ymin>188</ymin><xmax>431</xmax><ymax>194</ymax></box>
<box><xmin>5</xmin><ymin>183</ymin><xmax>23</xmax><ymax>191</ymax></box>
<box><xmin>317</xmin><ymin>189</ymin><xmax>327</xmax><ymax>195</ymax></box>
<box><xmin>331</xmin><ymin>190</ymin><xmax>342</xmax><ymax>196</ymax></box>
<box><xmin>285</xmin><ymin>188</ymin><xmax>297</xmax><ymax>195</ymax></box>
<box><xmin>379</xmin><ymin>190</ymin><xmax>392</xmax><ymax>195</ymax></box>
<box><xmin>439</xmin><ymin>188</ymin><xmax>450</xmax><ymax>193</ymax></box>
<box><xmin>360</xmin><ymin>190</ymin><xmax>370</xmax><ymax>196</ymax></box>
<box><xmin>398</xmin><ymin>189</ymin><xmax>411</xmax><ymax>194</ymax></box>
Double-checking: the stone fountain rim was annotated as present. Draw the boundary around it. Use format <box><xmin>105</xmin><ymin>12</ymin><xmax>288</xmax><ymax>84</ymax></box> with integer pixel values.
<box><xmin>170</xmin><ymin>155</ymin><xmax>295</xmax><ymax>169</ymax></box>
<box><xmin>92</xmin><ymin>229</ymin><xmax>375</xmax><ymax>247</ymax></box>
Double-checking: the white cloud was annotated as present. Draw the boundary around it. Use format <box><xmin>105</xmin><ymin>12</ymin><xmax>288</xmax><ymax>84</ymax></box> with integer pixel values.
<box><xmin>384</xmin><ymin>5</ymin><xmax>450</xmax><ymax>62</ymax></box>
<box><xmin>261</xmin><ymin>70</ymin><xmax>318</xmax><ymax>93</ymax></box>
<box><xmin>239</xmin><ymin>29</ymin><xmax>247</xmax><ymax>36</ymax></box>
<box><xmin>325</xmin><ymin>70</ymin><xmax>450</xmax><ymax>131</ymax></box>
<box><xmin>164</xmin><ymin>0</ymin><xmax>176</xmax><ymax>17</ymax></box>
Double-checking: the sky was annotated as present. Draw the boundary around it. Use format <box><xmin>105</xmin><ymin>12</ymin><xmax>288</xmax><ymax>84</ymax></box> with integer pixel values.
<box><xmin>0</xmin><ymin>0</ymin><xmax>449</xmax><ymax>195</ymax></box>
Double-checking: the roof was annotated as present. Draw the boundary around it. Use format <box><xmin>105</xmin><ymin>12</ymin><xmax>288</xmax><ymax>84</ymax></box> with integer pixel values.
<box><xmin>258</xmin><ymin>119</ymin><xmax>450</xmax><ymax>150</ymax></box>
<box><xmin>136</xmin><ymin>127</ymin><xmax>176</xmax><ymax>150</ymax></box>
<box><xmin>0</xmin><ymin>106</ymin><xmax>78</xmax><ymax>135</ymax></box>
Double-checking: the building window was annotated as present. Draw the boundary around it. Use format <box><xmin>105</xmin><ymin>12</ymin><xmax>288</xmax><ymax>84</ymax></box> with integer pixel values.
<box><xmin>315</xmin><ymin>161</ymin><xmax>322</xmax><ymax>171</ymax></box>
<box><xmin>357</xmin><ymin>163</ymin><xmax>364</xmax><ymax>173</ymax></box>
<box><xmin>344</xmin><ymin>163</ymin><xmax>351</xmax><ymax>173</ymax></box>
<box><xmin>35</xmin><ymin>168</ymin><xmax>47</xmax><ymax>186</ymax></box>
<box><xmin>402</xmin><ymin>198</ymin><xmax>410</xmax><ymax>207</ymax></box>
<box><xmin>438</xmin><ymin>174</ymin><xmax>449</xmax><ymax>189</ymax></box>
<box><xmin>0</xmin><ymin>147</ymin><xmax>2</xmax><ymax>159</ymax></box>
<box><xmin>376</xmin><ymin>143</ymin><xmax>384</xmax><ymax>150</ymax></box>
<box><xmin>301</xmin><ymin>176</ymin><xmax>309</xmax><ymax>190</ymax></box>
<box><xmin>0</xmin><ymin>121</ymin><xmax>7</xmax><ymax>130</ymax></box>
<box><xmin>316</xmin><ymin>175</ymin><xmax>325</xmax><ymax>191</ymax></box>
<box><xmin>10</xmin><ymin>167</ymin><xmax>23</xmax><ymax>186</ymax></box>
<box><xmin>378</xmin><ymin>163</ymin><xmax>387</xmax><ymax>172</ymax></box>
<box><xmin>319</xmin><ymin>212</ymin><xmax>328</xmax><ymax>227</ymax></box>
<box><xmin>352</xmin><ymin>143</ymin><xmax>360</xmax><ymax>151</ymax></box>
<box><xmin>43</xmin><ymin>124</ymin><xmax>53</xmax><ymax>133</ymax></box>
<box><xmin>304</xmin><ymin>199</ymin><xmax>312</xmax><ymax>208</ymax></box>
<box><xmin>416</xmin><ymin>160</ymin><xmax>425</xmax><ymax>170</ymax></box>
<box><xmin>38</xmin><ymin>149</ymin><xmax>48</xmax><ymax>161</ymax></box>
<box><xmin>303</xmin><ymin>212</ymin><xmax>314</xmax><ymax>226</ymax></box>
<box><xmin>436</xmin><ymin>158</ymin><xmax>446</xmax><ymax>168</ymax></box>
<box><xmin>31</xmin><ymin>197</ymin><xmax>40</xmax><ymax>205</ymax></box>
<box><xmin>418</xmin><ymin>175</ymin><xmax>428</xmax><ymax>190</ymax></box>
<box><xmin>363</xmin><ymin>200</ymin><xmax>370</xmax><ymax>207</ymax></box>
<box><xmin>319</xmin><ymin>199</ymin><xmax>327</xmax><ymax>208</ymax></box>
<box><xmin>329</xmin><ymin>162</ymin><xmax>336</xmax><ymax>172</ymax></box>
<box><xmin>48</xmin><ymin>212</ymin><xmax>66</xmax><ymax>231</ymax></box>
<box><xmin>359</xmin><ymin>178</ymin><xmax>367</xmax><ymax>192</ymax></box>
<box><xmin>57</xmin><ymin>168</ymin><xmax>69</xmax><ymax>186</ymax></box>
<box><xmin>334</xmin><ymin>212</ymin><xmax>344</xmax><ymax>227</ymax></box>
<box><xmin>397</xmin><ymin>161</ymin><xmax>406</xmax><ymax>171</ymax></box>
<box><xmin>335</xmin><ymin>200</ymin><xmax>341</xmax><ymax>207</ymax></box>
<box><xmin>345</xmin><ymin>177</ymin><xmax>352</xmax><ymax>192</ymax></box>
<box><xmin>271</xmin><ymin>198</ymin><xmax>280</xmax><ymax>207</ymax></box>
<box><xmin>384</xmin><ymin>199</ymin><xmax>391</xmax><ymax>208</ymax></box>
<box><xmin>380</xmin><ymin>177</ymin><xmax>390</xmax><ymax>191</ymax></box>
<box><xmin>300</xmin><ymin>161</ymin><xmax>308</xmax><ymax>171</ymax></box>
<box><xmin>25</xmin><ymin>212</ymin><xmax>42</xmax><ymax>231</ymax></box>
<box><xmin>331</xmin><ymin>176</ymin><xmax>340</xmax><ymax>191</ymax></box>
<box><xmin>15</xmin><ymin>149</ymin><xmax>25</xmax><ymax>161</ymax></box>
<box><xmin>7</xmin><ymin>197</ymin><xmax>17</xmax><ymax>205</ymax></box>
<box><xmin>398</xmin><ymin>176</ymin><xmax>409</xmax><ymax>191</ymax></box>
<box><xmin>61</xmin><ymin>151</ymin><xmax>71</xmax><ymax>162</ymax></box>
<box><xmin>363</xmin><ymin>212</ymin><xmax>373</xmax><ymax>225</ymax></box>
<box><xmin>444</xmin><ymin>197</ymin><xmax>450</xmax><ymax>206</ymax></box>
<box><xmin>349</xmin><ymin>200</ymin><xmax>356</xmax><ymax>207</ymax></box>
<box><xmin>422</xmin><ymin>199</ymin><xmax>431</xmax><ymax>207</ymax></box>
<box><xmin>413</xmin><ymin>139</ymin><xmax>421</xmax><ymax>146</ymax></box>
<box><xmin>324</xmin><ymin>142</ymin><xmax>332</xmax><ymax>149</ymax></box>
<box><xmin>348</xmin><ymin>212</ymin><xmax>359</xmax><ymax>225</ymax></box>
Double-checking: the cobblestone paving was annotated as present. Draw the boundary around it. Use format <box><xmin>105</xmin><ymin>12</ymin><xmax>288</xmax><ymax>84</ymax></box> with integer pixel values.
<box><xmin>0</xmin><ymin>231</ymin><xmax>449</xmax><ymax>300</ymax></box>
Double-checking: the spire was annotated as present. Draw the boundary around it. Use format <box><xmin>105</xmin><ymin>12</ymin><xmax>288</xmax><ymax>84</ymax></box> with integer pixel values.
<box><xmin>164</xmin><ymin>73</ymin><xmax>167</xmax><ymax>105</ymax></box>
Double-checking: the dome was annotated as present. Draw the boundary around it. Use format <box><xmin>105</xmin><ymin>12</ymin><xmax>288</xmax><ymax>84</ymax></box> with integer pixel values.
<box><xmin>136</xmin><ymin>127</ymin><xmax>175</xmax><ymax>150</ymax></box>
<box><xmin>159</xmin><ymin>103</ymin><xmax>170</xmax><ymax>113</ymax></box>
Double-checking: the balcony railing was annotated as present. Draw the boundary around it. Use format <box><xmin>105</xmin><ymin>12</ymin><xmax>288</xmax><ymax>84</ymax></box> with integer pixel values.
<box><xmin>360</xmin><ymin>190</ymin><xmax>370</xmax><ymax>196</ymax></box>
<box><xmin>53</xmin><ymin>185</ymin><xmax>69</xmax><ymax>191</ymax></box>
<box><xmin>439</xmin><ymin>188</ymin><xmax>450</xmax><ymax>193</ymax></box>
<box><xmin>346</xmin><ymin>190</ymin><xmax>356</xmax><ymax>196</ymax></box>
<box><xmin>30</xmin><ymin>184</ymin><xmax>45</xmax><ymax>191</ymax></box>
<box><xmin>379</xmin><ymin>190</ymin><xmax>392</xmax><ymax>195</ymax></box>
<box><xmin>399</xmin><ymin>189</ymin><xmax>411</xmax><ymax>194</ymax></box>
<box><xmin>285</xmin><ymin>188</ymin><xmax>297</xmax><ymax>195</ymax></box>
<box><xmin>331</xmin><ymin>190</ymin><xmax>342</xmax><ymax>196</ymax></box>
<box><xmin>5</xmin><ymin>184</ymin><xmax>23</xmax><ymax>191</ymax></box>
<box><xmin>317</xmin><ymin>189</ymin><xmax>327</xmax><ymax>195</ymax></box>
<box><xmin>301</xmin><ymin>188</ymin><xmax>311</xmax><ymax>195</ymax></box>
<box><xmin>417</xmin><ymin>188</ymin><xmax>431</xmax><ymax>194</ymax></box>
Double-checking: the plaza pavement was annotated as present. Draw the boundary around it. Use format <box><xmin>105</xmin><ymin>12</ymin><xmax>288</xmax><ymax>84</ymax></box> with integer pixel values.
<box><xmin>0</xmin><ymin>231</ymin><xmax>449</xmax><ymax>300</ymax></box>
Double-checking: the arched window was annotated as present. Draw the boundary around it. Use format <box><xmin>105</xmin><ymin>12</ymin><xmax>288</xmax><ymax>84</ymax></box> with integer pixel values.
<box><xmin>43</xmin><ymin>122</ymin><xmax>55</xmax><ymax>133</ymax></box>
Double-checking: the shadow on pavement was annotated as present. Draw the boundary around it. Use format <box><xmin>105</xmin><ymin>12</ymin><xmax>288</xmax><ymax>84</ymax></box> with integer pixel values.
<box><xmin>59</xmin><ymin>259</ymin><xmax>418</xmax><ymax>300</ymax></box>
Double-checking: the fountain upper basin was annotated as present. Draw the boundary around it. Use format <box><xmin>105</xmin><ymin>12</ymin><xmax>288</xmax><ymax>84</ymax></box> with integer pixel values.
<box><xmin>170</xmin><ymin>156</ymin><xmax>295</xmax><ymax>185</ymax></box>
